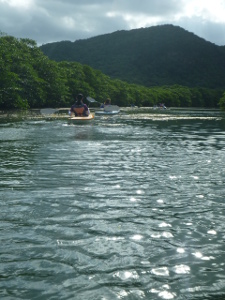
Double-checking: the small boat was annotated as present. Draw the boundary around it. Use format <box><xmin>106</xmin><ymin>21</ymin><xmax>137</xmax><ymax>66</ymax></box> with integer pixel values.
<box><xmin>95</xmin><ymin>110</ymin><xmax>120</xmax><ymax>115</ymax></box>
<box><xmin>95</xmin><ymin>105</ymin><xmax>120</xmax><ymax>115</ymax></box>
<box><xmin>68</xmin><ymin>113</ymin><xmax>95</xmax><ymax>123</ymax></box>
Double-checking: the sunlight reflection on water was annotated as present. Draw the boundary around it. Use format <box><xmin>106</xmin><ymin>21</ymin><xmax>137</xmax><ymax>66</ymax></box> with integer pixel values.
<box><xmin>0</xmin><ymin>110</ymin><xmax>225</xmax><ymax>299</ymax></box>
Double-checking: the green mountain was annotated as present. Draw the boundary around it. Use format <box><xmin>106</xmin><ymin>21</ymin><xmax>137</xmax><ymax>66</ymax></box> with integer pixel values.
<box><xmin>40</xmin><ymin>24</ymin><xmax>225</xmax><ymax>89</ymax></box>
<box><xmin>1</xmin><ymin>33</ymin><xmax>224</xmax><ymax>110</ymax></box>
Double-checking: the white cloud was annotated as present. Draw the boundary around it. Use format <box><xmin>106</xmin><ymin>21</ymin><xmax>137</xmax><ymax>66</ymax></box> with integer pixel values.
<box><xmin>181</xmin><ymin>0</ymin><xmax>225</xmax><ymax>23</ymax></box>
<box><xmin>0</xmin><ymin>0</ymin><xmax>33</xmax><ymax>9</ymax></box>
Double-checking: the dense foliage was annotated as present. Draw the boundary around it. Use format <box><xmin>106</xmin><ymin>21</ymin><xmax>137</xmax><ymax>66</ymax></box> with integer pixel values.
<box><xmin>1</xmin><ymin>34</ymin><xmax>225</xmax><ymax>110</ymax></box>
<box><xmin>40</xmin><ymin>25</ymin><xmax>225</xmax><ymax>89</ymax></box>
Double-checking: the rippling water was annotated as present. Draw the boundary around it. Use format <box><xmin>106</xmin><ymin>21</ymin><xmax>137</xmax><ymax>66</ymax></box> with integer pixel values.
<box><xmin>1</xmin><ymin>109</ymin><xmax>225</xmax><ymax>300</ymax></box>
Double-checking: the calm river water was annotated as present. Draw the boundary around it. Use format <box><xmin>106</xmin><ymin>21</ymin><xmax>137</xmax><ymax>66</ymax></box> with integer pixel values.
<box><xmin>0</xmin><ymin>109</ymin><xmax>225</xmax><ymax>300</ymax></box>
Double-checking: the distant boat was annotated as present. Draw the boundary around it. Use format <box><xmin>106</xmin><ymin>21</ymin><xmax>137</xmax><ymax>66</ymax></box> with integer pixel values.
<box><xmin>153</xmin><ymin>105</ymin><xmax>167</xmax><ymax>110</ymax></box>
<box><xmin>95</xmin><ymin>105</ymin><xmax>120</xmax><ymax>115</ymax></box>
<box><xmin>95</xmin><ymin>110</ymin><xmax>120</xmax><ymax>115</ymax></box>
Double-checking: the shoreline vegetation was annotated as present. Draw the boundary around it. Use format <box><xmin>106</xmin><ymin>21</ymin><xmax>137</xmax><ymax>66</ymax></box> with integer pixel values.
<box><xmin>1</xmin><ymin>33</ymin><xmax>225</xmax><ymax>111</ymax></box>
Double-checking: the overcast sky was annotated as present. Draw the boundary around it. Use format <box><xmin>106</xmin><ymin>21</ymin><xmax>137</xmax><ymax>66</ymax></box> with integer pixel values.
<box><xmin>1</xmin><ymin>0</ymin><xmax>225</xmax><ymax>46</ymax></box>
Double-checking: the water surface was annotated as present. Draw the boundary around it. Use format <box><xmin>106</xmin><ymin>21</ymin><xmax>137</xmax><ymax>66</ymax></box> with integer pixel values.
<box><xmin>0</xmin><ymin>110</ymin><xmax>225</xmax><ymax>299</ymax></box>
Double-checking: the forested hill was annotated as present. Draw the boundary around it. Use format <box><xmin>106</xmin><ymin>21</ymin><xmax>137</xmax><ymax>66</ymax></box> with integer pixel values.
<box><xmin>40</xmin><ymin>24</ymin><xmax>225</xmax><ymax>89</ymax></box>
<box><xmin>1</xmin><ymin>33</ymin><xmax>225</xmax><ymax>110</ymax></box>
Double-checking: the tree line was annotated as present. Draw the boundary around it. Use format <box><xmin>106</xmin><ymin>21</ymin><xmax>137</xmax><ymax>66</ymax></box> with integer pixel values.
<box><xmin>1</xmin><ymin>34</ymin><xmax>225</xmax><ymax>110</ymax></box>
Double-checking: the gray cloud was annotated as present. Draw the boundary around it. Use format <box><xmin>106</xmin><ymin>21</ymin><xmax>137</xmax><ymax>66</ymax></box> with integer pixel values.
<box><xmin>111</xmin><ymin>0</ymin><xmax>183</xmax><ymax>15</ymax></box>
<box><xmin>174</xmin><ymin>17</ymin><xmax>225</xmax><ymax>46</ymax></box>
<box><xmin>0</xmin><ymin>0</ymin><xmax>225</xmax><ymax>46</ymax></box>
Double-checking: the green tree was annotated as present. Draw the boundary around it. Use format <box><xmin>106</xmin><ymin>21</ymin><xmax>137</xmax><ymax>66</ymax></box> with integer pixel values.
<box><xmin>219</xmin><ymin>91</ymin><xmax>225</xmax><ymax>110</ymax></box>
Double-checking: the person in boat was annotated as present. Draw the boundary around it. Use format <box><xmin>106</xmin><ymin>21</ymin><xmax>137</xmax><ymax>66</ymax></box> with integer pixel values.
<box><xmin>100</xmin><ymin>98</ymin><xmax>111</xmax><ymax>108</ymax></box>
<box><xmin>70</xmin><ymin>93</ymin><xmax>90</xmax><ymax>117</ymax></box>
<box><xmin>159</xmin><ymin>103</ymin><xmax>167</xmax><ymax>109</ymax></box>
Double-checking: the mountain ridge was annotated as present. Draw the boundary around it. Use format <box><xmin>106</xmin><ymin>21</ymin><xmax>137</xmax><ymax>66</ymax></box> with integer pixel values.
<box><xmin>40</xmin><ymin>24</ymin><xmax>225</xmax><ymax>89</ymax></box>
